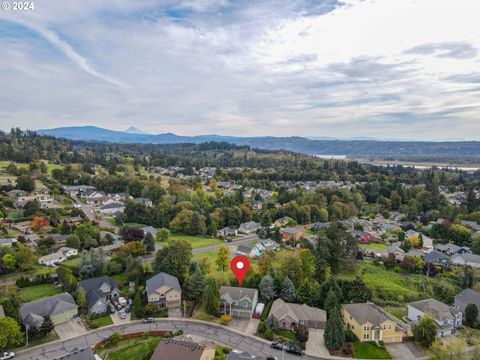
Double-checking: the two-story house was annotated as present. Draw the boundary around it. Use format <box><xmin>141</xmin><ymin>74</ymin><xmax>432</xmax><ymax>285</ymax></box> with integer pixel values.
<box><xmin>407</xmin><ymin>298</ymin><xmax>462</xmax><ymax>337</ymax></box>
<box><xmin>220</xmin><ymin>286</ymin><xmax>258</xmax><ymax>319</ymax></box>
<box><xmin>342</xmin><ymin>302</ymin><xmax>407</xmax><ymax>343</ymax></box>
<box><xmin>146</xmin><ymin>272</ymin><xmax>182</xmax><ymax>309</ymax></box>
<box><xmin>78</xmin><ymin>276</ymin><xmax>120</xmax><ymax>314</ymax></box>
<box><xmin>454</xmin><ymin>288</ymin><xmax>480</xmax><ymax>323</ymax></box>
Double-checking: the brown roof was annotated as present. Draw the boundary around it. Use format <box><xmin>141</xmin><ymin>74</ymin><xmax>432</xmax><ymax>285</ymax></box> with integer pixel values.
<box><xmin>150</xmin><ymin>339</ymin><xmax>206</xmax><ymax>360</ymax></box>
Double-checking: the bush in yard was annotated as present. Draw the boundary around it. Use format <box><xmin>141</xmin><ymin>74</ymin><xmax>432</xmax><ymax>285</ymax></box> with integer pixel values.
<box><xmin>257</xmin><ymin>321</ymin><xmax>266</xmax><ymax>334</ymax></box>
<box><xmin>264</xmin><ymin>329</ymin><xmax>274</xmax><ymax>341</ymax></box>
<box><xmin>294</xmin><ymin>325</ymin><xmax>309</xmax><ymax>342</ymax></box>
<box><xmin>413</xmin><ymin>314</ymin><xmax>437</xmax><ymax>347</ymax></box>
<box><xmin>219</xmin><ymin>315</ymin><xmax>232</xmax><ymax>325</ymax></box>
<box><xmin>109</xmin><ymin>332</ymin><xmax>122</xmax><ymax>345</ymax></box>
<box><xmin>345</xmin><ymin>329</ymin><xmax>358</xmax><ymax>343</ymax></box>
<box><xmin>465</xmin><ymin>303</ymin><xmax>479</xmax><ymax>327</ymax></box>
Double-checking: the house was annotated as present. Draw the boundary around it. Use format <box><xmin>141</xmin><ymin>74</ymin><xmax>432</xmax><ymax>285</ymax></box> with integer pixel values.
<box><xmin>280</xmin><ymin>227</ymin><xmax>305</xmax><ymax>242</ymax></box>
<box><xmin>78</xmin><ymin>276</ymin><xmax>120</xmax><ymax>314</ymax></box>
<box><xmin>142</xmin><ymin>226</ymin><xmax>157</xmax><ymax>238</ymax></box>
<box><xmin>150</xmin><ymin>339</ymin><xmax>215</xmax><ymax>360</ymax></box>
<box><xmin>387</xmin><ymin>244</ymin><xmax>406</xmax><ymax>261</ymax></box>
<box><xmin>310</xmin><ymin>222</ymin><xmax>331</xmax><ymax>232</ymax></box>
<box><xmin>408</xmin><ymin>298</ymin><xmax>462</xmax><ymax>337</ymax></box>
<box><xmin>236</xmin><ymin>244</ymin><xmax>262</xmax><ymax>257</ymax></box>
<box><xmin>342</xmin><ymin>302</ymin><xmax>407</xmax><ymax>343</ymax></box>
<box><xmin>350</xmin><ymin>230</ymin><xmax>373</xmax><ymax>244</ymax></box>
<box><xmin>274</xmin><ymin>216</ymin><xmax>293</xmax><ymax>228</ymax></box>
<box><xmin>436</xmin><ymin>243</ymin><xmax>472</xmax><ymax>256</ymax></box>
<box><xmin>146</xmin><ymin>272</ymin><xmax>182</xmax><ymax>308</ymax></box>
<box><xmin>451</xmin><ymin>253</ymin><xmax>480</xmax><ymax>268</ymax></box>
<box><xmin>237</xmin><ymin>221</ymin><xmax>261</xmax><ymax>234</ymax></box>
<box><xmin>423</xmin><ymin>251</ymin><xmax>451</xmax><ymax>270</ymax></box>
<box><xmin>220</xmin><ymin>286</ymin><xmax>258</xmax><ymax>318</ymax></box>
<box><xmin>38</xmin><ymin>247</ymin><xmax>78</xmax><ymax>266</ymax></box>
<box><xmin>257</xmin><ymin>239</ymin><xmax>280</xmax><ymax>252</ymax></box>
<box><xmin>454</xmin><ymin>289</ymin><xmax>480</xmax><ymax>322</ymax></box>
<box><xmin>85</xmin><ymin>191</ymin><xmax>106</xmax><ymax>205</ymax></box>
<box><xmin>99</xmin><ymin>203</ymin><xmax>125</xmax><ymax>216</ymax></box>
<box><xmin>269</xmin><ymin>298</ymin><xmax>326</xmax><ymax>330</ymax></box>
<box><xmin>461</xmin><ymin>220</ymin><xmax>480</xmax><ymax>232</ymax></box>
<box><xmin>7</xmin><ymin>189</ymin><xmax>27</xmax><ymax>198</ymax></box>
<box><xmin>0</xmin><ymin>238</ymin><xmax>16</xmax><ymax>247</ymax></box>
<box><xmin>63</xmin><ymin>185</ymin><xmax>96</xmax><ymax>197</ymax></box>
<box><xmin>133</xmin><ymin>197</ymin><xmax>153</xmax><ymax>207</ymax></box>
<box><xmin>20</xmin><ymin>293</ymin><xmax>78</xmax><ymax>327</ymax></box>
<box><xmin>217</xmin><ymin>227</ymin><xmax>237</xmax><ymax>238</ymax></box>
<box><xmin>63</xmin><ymin>216</ymin><xmax>83</xmax><ymax>226</ymax></box>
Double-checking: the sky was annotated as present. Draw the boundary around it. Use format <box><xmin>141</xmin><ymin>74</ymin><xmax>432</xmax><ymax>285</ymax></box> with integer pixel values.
<box><xmin>1</xmin><ymin>0</ymin><xmax>480</xmax><ymax>140</ymax></box>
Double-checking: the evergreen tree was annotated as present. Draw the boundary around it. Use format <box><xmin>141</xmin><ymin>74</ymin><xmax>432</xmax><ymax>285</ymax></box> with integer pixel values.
<box><xmin>76</xmin><ymin>287</ymin><xmax>87</xmax><ymax>310</ymax></box>
<box><xmin>215</xmin><ymin>245</ymin><xmax>230</xmax><ymax>272</ymax></box>
<box><xmin>39</xmin><ymin>315</ymin><xmax>54</xmax><ymax>336</ymax></box>
<box><xmin>324</xmin><ymin>307</ymin><xmax>345</xmax><ymax>351</ymax></box>
<box><xmin>412</xmin><ymin>314</ymin><xmax>437</xmax><ymax>347</ymax></box>
<box><xmin>144</xmin><ymin>232</ymin><xmax>155</xmax><ymax>252</ymax></box>
<box><xmin>186</xmin><ymin>268</ymin><xmax>205</xmax><ymax>302</ymax></box>
<box><xmin>203</xmin><ymin>278</ymin><xmax>220</xmax><ymax>317</ymax></box>
<box><xmin>465</xmin><ymin>303</ymin><xmax>479</xmax><ymax>326</ymax></box>
<box><xmin>259</xmin><ymin>274</ymin><xmax>276</xmax><ymax>301</ymax></box>
<box><xmin>324</xmin><ymin>289</ymin><xmax>340</xmax><ymax>318</ymax></box>
<box><xmin>280</xmin><ymin>277</ymin><xmax>296</xmax><ymax>302</ymax></box>
<box><xmin>132</xmin><ymin>290</ymin><xmax>145</xmax><ymax>319</ymax></box>
<box><xmin>295</xmin><ymin>278</ymin><xmax>319</xmax><ymax>306</ymax></box>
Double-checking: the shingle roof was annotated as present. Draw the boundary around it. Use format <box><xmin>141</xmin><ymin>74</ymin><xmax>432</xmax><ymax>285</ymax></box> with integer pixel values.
<box><xmin>270</xmin><ymin>298</ymin><xmax>326</xmax><ymax>324</ymax></box>
<box><xmin>150</xmin><ymin>339</ymin><xmax>205</xmax><ymax>360</ymax></box>
<box><xmin>146</xmin><ymin>272</ymin><xmax>181</xmax><ymax>296</ymax></box>
<box><xmin>20</xmin><ymin>292</ymin><xmax>78</xmax><ymax>326</ymax></box>
<box><xmin>79</xmin><ymin>276</ymin><xmax>118</xmax><ymax>310</ymax></box>
<box><xmin>220</xmin><ymin>286</ymin><xmax>257</xmax><ymax>302</ymax></box>
<box><xmin>454</xmin><ymin>288</ymin><xmax>480</xmax><ymax>315</ymax></box>
<box><xmin>408</xmin><ymin>298</ymin><xmax>458</xmax><ymax>321</ymax></box>
<box><xmin>343</xmin><ymin>303</ymin><xmax>391</xmax><ymax>326</ymax></box>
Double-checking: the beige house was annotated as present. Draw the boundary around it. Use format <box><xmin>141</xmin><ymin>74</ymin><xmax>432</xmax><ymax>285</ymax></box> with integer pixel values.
<box><xmin>270</xmin><ymin>298</ymin><xmax>326</xmax><ymax>330</ymax></box>
<box><xmin>20</xmin><ymin>293</ymin><xmax>78</xmax><ymax>327</ymax></box>
<box><xmin>146</xmin><ymin>272</ymin><xmax>182</xmax><ymax>308</ymax></box>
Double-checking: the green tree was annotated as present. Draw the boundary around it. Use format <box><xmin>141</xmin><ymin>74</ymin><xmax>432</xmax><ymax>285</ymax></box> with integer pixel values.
<box><xmin>186</xmin><ymin>268</ymin><xmax>205</xmax><ymax>302</ymax></box>
<box><xmin>156</xmin><ymin>228</ymin><xmax>170</xmax><ymax>242</ymax></box>
<box><xmin>0</xmin><ymin>316</ymin><xmax>22</xmax><ymax>349</ymax></box>
<box><xmin>203</xmin><ymin>278</ymin><xmax>220</xmax><ymax>317</ymax></box>
<box><xmin>153</xmin><ymin>240</ymin><xmax>192</xmax><ymax>286</ymax></box>
<box><xmin>413</xmin><ymin>314</ymin><xmax>437</xmax><ymax>347</ymax></box>
<box><xmin>465</xmin><ymin>303</ymin><xmax>479</xmax><ymax>327</ymax></box>
<box><xmin>428</xmin><ymin>338</ymin><xmax>466</xmax><ymax>360</ymax></box>
<box><xmin>132</xmin><ymin>290</ymin><xmax>145</xmax><ymax>319</ymax></box>
<box><xmin>259</xmin><ymin>274</ymin><xmax>276</xmax><ymax>301</ymax></box>
<box><xmin>2</xmin><ymin>253</ymin><xmax>16</xmax><ymax>271</ymax></box>
<box><xmin>76</xmin><ymin>287</ymin><xmax>87</xmax><ymax>310</ymax></box>
<box><xmin>324</xmin><ymin>307</ymin><xmax>345</xmax><ymax>351</ymax></box>
<box><xmin>39</xmin><ymin>315</ymin><xmax>54</xmax><ymax>336</ymax></box>
<box><xmin>296</xmin><ymin>278</ymin><xmax>319</xmax><ymax>306</ymax></box>
<box><xmin>280</xmin><ymin>277</ymin><xmax>296</xmax><ymax>302</ymax></box>
<box><xmin>144</xmin><ymin>232</ymin><xmax>155</xmax><ymax>252</ymax></box>
<box><xmin>324</xmin><ymin>289</ymin><xmax>340</xmax><ymax>318</ymax></box>
<box><xmin>215</xmin><ymin>245</ymin><xmax>230</xmax><ymax>272</ymax></box>
<box><xmin>66</xmin><ymin>234</ymin><xmax>81</xmax><ymax>249</ymax></box>
<box><xmin>169</xmin><ymin>209</ymin><xmax>206</xmax><ymax>235</ymax></box>
<box><xmin>16</xmin><ymin>175</ymin><xmax>35</xmax><ymax>192</ymax></box>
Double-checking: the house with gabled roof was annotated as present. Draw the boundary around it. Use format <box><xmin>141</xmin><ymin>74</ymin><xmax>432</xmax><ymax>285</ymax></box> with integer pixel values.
<box><xmin>237</xmin><ymin>221</ymin><xmax>261</xmax><ymax>234</ymax></box>
<box><xmin>220</xmin><ymin>286</ymin><xmax>258</xmax><ymax>319</ymax></box>
<box><xmin>451</xmin><ymin>253</ymin><xmax>480</xmax><ymax>268</ymax></box>
<box><xmin>78</xmin><ymin>276</ymin><xmax>120</xmax><ymax>314</ymax></box>
<box><xmin>274</xmin><ymin>216</ymin><xmax>293</xmax><ymax>228</ymax></box>
<box><xmin>146</xmin><ymin>272</ymin><xmax>181</xmax><ymax>308</ymax></box>
<box><xmin>436</xmin><ymin>243</ymin><xmax>472</xmax><ymax>256</ymax></box>
<box><xmin>20</xmin><ymin>292</ymin><xmax>78</xmax><ymax>327</ymax></box>
<box><xmin>270</xmin><ymin>298</ymin><xmax>326</xmax><ymax>330</ymax></box>
<box><xmin>342</xmin><ymin>302</ymin><xmax>407</xmax><ymax>343</ymax></box>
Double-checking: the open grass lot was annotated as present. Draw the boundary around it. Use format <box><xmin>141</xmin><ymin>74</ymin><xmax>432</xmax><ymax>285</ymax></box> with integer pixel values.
<box><xmin>20</xmin><ymin>283</ymin><xmax>62</xmax><ymax>302</ymax></box>
<box><xmin>88</xmin><ymin>315</ymin><xmax>113</xmax><ymax>329</ymax></box>
<box><xmin>97</xmin><ymin>336</ymin><xmax>162</xmax><ymax>360</ymax></box>
<box><xmin>192</xmin><ymin>250</ymin><xmax>218</xmax><ymax>263</ymax></box>
<box><xmin>170</xmin><ymin>234</ymin><xmax>223</xmax><ymax>249</ymax></box>
<box><xmin>353</xmin><ymin>342</ymin><xmax>391</xmax><ymax>359</ymax></box>
<box><xmin>360</xmin><ymin>243</ymin><xmax>389</xmax><ymax>250</ymax></box>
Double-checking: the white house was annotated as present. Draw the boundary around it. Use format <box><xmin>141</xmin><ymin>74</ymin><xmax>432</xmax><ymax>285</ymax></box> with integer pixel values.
<box><xmin>407</xmin><ymin>298</ymin><xmax>462</xmax><ymax>337</ymax></box>
<box><xmin>38</xmin><ymin>247</ymin><xmax>78</xmax><ymax>266</ymax></box>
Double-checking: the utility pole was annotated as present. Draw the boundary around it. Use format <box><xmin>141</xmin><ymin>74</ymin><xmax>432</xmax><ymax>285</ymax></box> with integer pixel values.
<box><xmin>25</xmin><ymin>324</ymin><xmax>29</xmax><ymax>347</ymax></box>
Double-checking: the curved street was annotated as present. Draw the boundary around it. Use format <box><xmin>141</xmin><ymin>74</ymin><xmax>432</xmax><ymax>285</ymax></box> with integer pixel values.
<box><xmin>15</xmin><ymin>318</ymin><xmax>333</xmax><ymax>360</ymax></box>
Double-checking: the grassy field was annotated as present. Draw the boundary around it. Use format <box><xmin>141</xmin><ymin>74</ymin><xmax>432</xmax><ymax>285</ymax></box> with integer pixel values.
<box><xmin>20</xmin><ymin>283</ymin><xmax>62</xmax><ymax>302</ymax></box>
<box><xmin>97</xmin><ymin>336</ymin><xmax>162</xmax><ymax>360</ymax></box>
<box><xmin>353</xmin><ymin>342</ymin><xmax>391</xmax><ymax>359</ymax></box>
<box><xmin>192</xmin><ymin>250</ymin><xmax>218</xmax><ymax>263</ymax></box>
<box><xmin>88</xmin><ymin>315</ymin><xmax>113</xmax><ymax>329</ymax></box>
<box><xmin>360</xmin><ymin>243</ymin><xmax>389</xmax><ymax>250</ymax></box>
<box><xmin>385</xmin><ymin>306</ymin><xmax>407</xmax><ymax>320</ymax></box>
<box><xmin>62</xmin><ymin>257</ymin><xmax>81</xmax><ymax>267</ymax></box>
<box><xmin>192</xmin><ymin>304</ymin><xmax>222</xmax><ymax>324</ymax></box>
<box><xmin>170</xmin><ymin>234</ymin><xmax>223</xmax><ymax>249</ymax></box>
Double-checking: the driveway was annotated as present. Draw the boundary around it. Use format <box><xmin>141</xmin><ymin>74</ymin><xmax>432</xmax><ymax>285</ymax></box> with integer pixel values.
<box><xmin>227</xmin><ymin>318</ymin><xmax>250</xmax><ymax>332</ymax></box>
<box><xmin>245</xmin><ymin>318</ymin><xmax>260</xmax><ymax>336</ymax></box>
<box><xmin>110</xmin><ymin>311</ymin><xmax>131</xmax><ymax>325</ymax></box>
<box><xmin>54</xmin><ymin>318</ymin><xmax>87</xmax><ymax>340</ymax></box>
<box><xmin>386</xmin><ymin>342</ymin><xmax>424</xmax><ymax>359</ymax></box>
<box><xmin>306</xmin><ymin>329</ymin><xmax>330</xmax><ymax>358</ymax></box>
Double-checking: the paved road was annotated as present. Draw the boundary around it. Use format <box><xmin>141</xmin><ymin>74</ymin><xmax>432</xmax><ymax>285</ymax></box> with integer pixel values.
<box><xmin>192</xmin><ymin>234</ymin><xmax>260</xmax><ymax>254</ymax></box>
<box><xmin>15</xmin><ymin>319</ymin><xmax>330</xmax><ymax>360</ymax></box>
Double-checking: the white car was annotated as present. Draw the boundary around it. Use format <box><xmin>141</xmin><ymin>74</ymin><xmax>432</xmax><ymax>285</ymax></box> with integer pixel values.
<box><xmin>0</xmin><ymin>351</ymin><xmax>15</xmax><ymax>359</ymax></box>
<box><xmin>118</xmin><ymin>297</ymin><xmax>127</xmax><ymax>306</ymax></box>
<box><xmin>119</xmin><ymin>310</ymin><xmax>127</xmax><ymax>319</ymax></box>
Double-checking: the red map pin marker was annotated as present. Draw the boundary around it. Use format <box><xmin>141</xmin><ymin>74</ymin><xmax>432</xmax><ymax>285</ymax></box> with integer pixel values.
<box><xmin>230</xmin><ymin>256</ymin><xmax>250</xmax><ymax>286</ymax></box>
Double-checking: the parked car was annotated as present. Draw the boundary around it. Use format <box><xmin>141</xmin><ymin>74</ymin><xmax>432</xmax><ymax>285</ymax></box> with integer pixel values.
<box><xmin>0</xmin><ymin>351</ymin><xmax>15</xmax><ymax>359</ymax></box>
<box><xmin>119</xmin><ymin>310</ymin><xmax>127</xmax><ymax>319</ymax></box>
<box><xmin>143</xmin><ymin>318</ymin><xmax>155</xmax><ymax>323</ymax></box>
<box><xmin>285</xmin><ymin>347</ymin><xmax>302</xmax><ymax>356</ymax></box>
<box><xmin>124</xmin><ymin>304</ymin><xmax>131</xmax><ymax>313</ymax></box>
<box><xmin>270</xmin><ymin>342</ymin><xmax>285</xmax><ymax>351</ymax></box>
<box><xmin>118</xmin><ymin>297</ymin><xmax>127</xmax><ymax>307</ymax></box>
<box><xmin>266</xmin><ymin>356</ymin><xmax>278</xmax><ymax>360</ymax></box>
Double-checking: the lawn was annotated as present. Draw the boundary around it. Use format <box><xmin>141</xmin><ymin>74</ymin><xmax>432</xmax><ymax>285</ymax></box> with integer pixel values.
<box><xmin>20</xmin><ymin>283</ymin><xmax>62</xmax><ymax>302</ymax></box>
<box><xmin>192</xmin><ymin>304</ymin><xmax>222</xmax><ymax>324</ymax></box>
<box><xmin>88</xmin><ymin>315</ymin><xmax>113</xmax><ymax>329</ymax></box>
<box><xmin>274</xmin><ymin>329</ymin><xmax>296</xmax><ymax>340</ymax></box>
<box><xmin>97</xmin><ymin>336</ymin><xmax>162</xmax><ymax>360</ymax></box>
<box><xmin>62</xmin><ymin>257</ymin><xmax>81</xmax><ymax>267</ymax></box>
<box><xmin>353</xmin><ymin>342</ymin><xmax>391</xmax><ymax>359</ymax></box>
<box><xmin>192</xmin><ymin>250</ymin><xmax>218</xmax><ymax>263</ymax></box>
<box><xmin>170</xmin><ymin>234</ymin><xmax>223</xmax><ymax>249</ymax></box>
<box><xmin>360</xmin><ymin>243</ymin><xmax>389</xmax><ymax>250</ymax></box>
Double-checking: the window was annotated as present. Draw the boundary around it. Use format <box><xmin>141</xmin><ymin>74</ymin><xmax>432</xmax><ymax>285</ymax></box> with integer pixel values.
<box><xmin>352</xmin><ymin>325</ymin><xmax>354</xmax><ymax>330</ymax></box>
<box><xmin>388</xmin><ymin>325</ymin><xmax>392</xmax><ymax>330</ymax></box>
<box><xmin>243</xmin><ymin>302</ymin><xmax>248</xmax><ymax>307</ymax></box>
<box><xmin>383</xmin><ymin>325</ymin><xmax>386</xmax><ymax>330</ymax></box>
<box><xmin>364</xmin><ymin>326</ymin><xmax>369</xmax><ymax>331</ymax></box>
<box><xmin>363</xmin><ymin>334</ymin><xmax>369</xmax><ymax>340</ymax></box>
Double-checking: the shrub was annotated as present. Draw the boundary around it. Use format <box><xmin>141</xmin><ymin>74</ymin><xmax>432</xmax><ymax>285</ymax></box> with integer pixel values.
<box><xmin>257</xmin><ymin>321</ymin><xmax>266</xmax><ymax>334</ymax></box>
<box><xmin>264</xmin><ymin>329</ymin><xmax>274</xmax><ymax>341</ymax></box>
<box><xmin>109</xmin><ymin>332</ymin><xmax>122</xmax><ymax>345</ymax></box>
<box><xmin>220</xmin><ymin>315</ymin><xmax>232</xmax><ymax>325</ymax></box>
<box><xmin>345</xmin><ymin>329</ymin><xmax>358</xmax><ymax>343</ymax></box>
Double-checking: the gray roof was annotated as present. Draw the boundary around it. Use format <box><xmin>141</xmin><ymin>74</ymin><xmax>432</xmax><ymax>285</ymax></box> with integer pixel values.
<box><xmin>237</xmin><ymin>244</ymin><xmax>254</xmax><ymax>253</ymax></box>
<box><xmin>270</xmin><ymin>298</ymin><xmax>326</xmax><ymax>324</ymax></box>
<box><xmin>79</xmin><ymin>276</ymin><xmax>119</xmax><ymax>310</ymax></box>
<box><xmin>436</xmin><ymin>243</ymin><xmax>470</xmax><ymax>253</ymax></box>
<box><xmin>454</xmin><ymin>289</ymin><xmax>480</xmax><ymax>316</ymax></box>
<box><xmin>453</xmin><ymin>253</ymin><xmax>480</xmax><ymax>264</ymax></box>
<box><xmin>54</xmin><ymin>348</ymin><xmax>96</xmax><ymax>360</ymax></box>
<box><xmin>146</xmin><ymin>272</ymin><xmax>181</xmax><ymax>296</ymax></box>
<box><xmin>220</xmin><ymin>286</ymin><xmax>257</xmax><ymax>302</ymax></box>
<box><xmin>408</xmin><ymin>298</ymin><xmax>459</xmax><ymax>321</ymax></box>
<box><xmin>343</xmin><ymin>302</ymin><xmax>406</xmax><ymax>330</ymax></box>
<box><xmin>423</xmin><ymin>251</ymin><xmax>449</xmax><ymax>264</ymax></box>
<box><xmin>20</xmin><ymin>292</ymin><xmax>78</xmax><ymax>326</ymax></box>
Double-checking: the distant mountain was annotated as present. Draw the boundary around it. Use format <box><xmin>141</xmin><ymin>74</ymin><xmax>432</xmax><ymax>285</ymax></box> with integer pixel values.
<box><xmin>125</xmin><ymin>126</ymin><xmax>148</xmax><ymax>134</ymax></box>
<box><xmin>36</xmin><ymin>126</ymin><xmax>480</xmax><ymax>158</ymax></box>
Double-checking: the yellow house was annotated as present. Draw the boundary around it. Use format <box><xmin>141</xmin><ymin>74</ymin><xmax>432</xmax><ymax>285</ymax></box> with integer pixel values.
<box><xmin>342</xmin><ymin>302</ymin><xmax>407</xmax><ymax>343</ymax></box>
